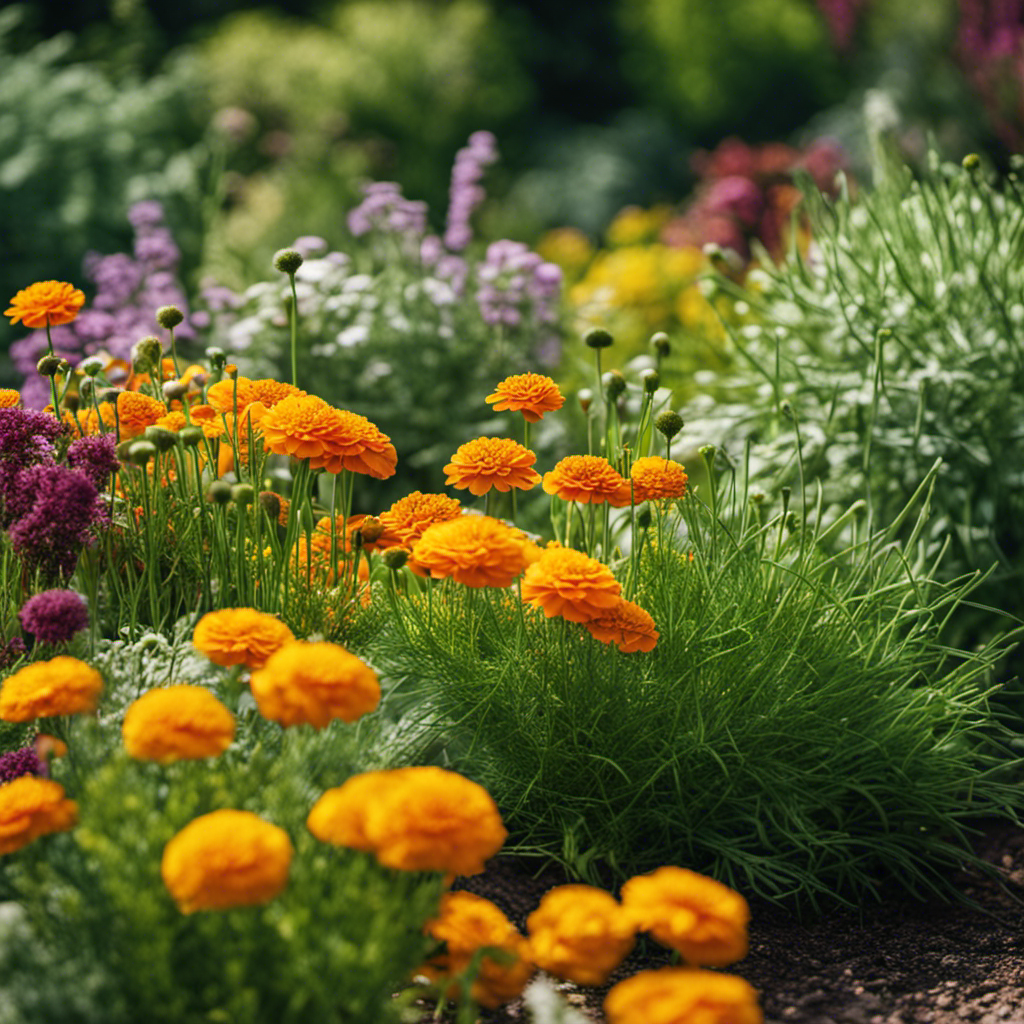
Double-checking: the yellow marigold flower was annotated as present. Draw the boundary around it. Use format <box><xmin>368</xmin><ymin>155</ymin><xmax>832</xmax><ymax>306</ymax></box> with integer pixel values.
<box><xmin>116</xmin><ymin>391</ymin><xmax>165</xmax><ymax>440</ymax></box>
<box><xmin>5</xmin><ymin>281</ymin><xmax>85</xmax><ymax>329</ymax></box>
<box><xmin>443</xmin><ymin>437</ymin><xmax>541</xmax><ymax>496</ymax></box>
<box><xmin>307</xmin><ymin>770</ymin><xmax>408</xmax><ymax>851</ymax></box>
<box><xmin>630</xmin><ymin>456</ymin><xmax>688</xmax><ymax>503</ymax></box>
<box><xmin>620</xmin><ymin>867</ymin><xmax>749</xmax><ymax>966</ymax></box>
<box><xmin>0</xmin><ymin>656</ymin><xmax>103</xmax><ymax>722</ymax></box>
<box><xmin>122</xmin><ymin>685</ymin><xmax>236</xmax><ymax>763</ymax></box>
<box><xmin>520</xmin><ymin>548</ymin><xmax>622</xmax><ymax>623</ymax></box>
<box><xmin>583</xmin><ymin>598</ymin><xmax>659</xmax><ymax>653</ymax></box>
<box><xmin>249</xmin><ymin>641</ymin><xmax>380</xmax><ymax>729</ymax></box>
<box><xmin>311</xmin><ymin>767</ymin><xmax>507</xmax><ymax>875</ymax></box>
<box><xmin>604</xmin><ymin>968</ymin><xmax>763</xmax><ymax>1024</ymax></box>
<box><xmin>0</xmin><ymin>777</ymin><xmax>78</xmax><ymax>855</ymax></box>
<box><xmin>526</xmin><ymin>884</ymin><xmax>635</xmax><ymax>986</ymax></box>
<box><xmin>367</xmin><ymin>766</ymin><xmax>507</xmax><ymax>875</ymax></box>
<box><xmin>423</xmin><ymin>892</ymin><xmax>535</xmax><ymax>1009</ymax></box>
<box><xmin>379</xmin><ymin>491</ymin><xmax>463</xmax><ymax>545</ymax></box>
<box><xmin>485</xmin><ymin>373</ymin><xmax>565</xmax><ymax>423</ymax></box>
<box><xmin>260</xmin><ymin>395</ymin><xmax>397</xmax><ymax>478</ymax></box>
<box><xmin>161</xmin><ymin>809</ymin><xmax>293</xmax><ymax>914</ymax></box>
<box><xmin>192</xmin><ymin>608</ymin><xmax>295</xmax><ymax>670</ymax></box>
<box><xmin>542</xmin><ymin>455</ymin><xmax>632</xmax><ymax>506</ymax></box>
<box><xmin>0</xmin><ymin>388</ymin><xmax>21</xmax><ymax>408</ymax></box>
<box><xmin>154</xmin><ymin>410</ymin><xmax>187</xmax><ymax>432</ymax></box>
<box><xmin>413</xmin><ymin>515</ymin><xmax>528</xmax><ymax>588</ymax></box>
<box><xmin>251</xmin><ymin>378</ymin><xmax>305</xmax><ymax>407</ymax></box>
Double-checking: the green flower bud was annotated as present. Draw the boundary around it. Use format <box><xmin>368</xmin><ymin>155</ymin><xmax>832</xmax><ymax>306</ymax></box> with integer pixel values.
<box><xmin>101</xmin><ymin>388</ymin><xmax>123</xmax><ymax>404</ymax></box>
<box><xmin>780</xmin><ymin>400</ymin><xmax>793</xmax><ymax>420</ymax></box>
<box><xmin>654</xmin><ymin>410</ymin><xmax>684</xmax><ymax>441</ymax></box>
<box><xmin>578</xmin><ymin>388</ymin><xmax>594</xmax><ymax>413</ymax></box>
<box><xmin>382</xmin><ymin>547</ymin><xmax>409</xmax><ymax>570</ymax></box>
<box><xmin>699</xmin><ymin>443</ymin><xmax>717</xmax><ymax>461</ymax></box>
<box><xmin>259</xmin><ymin>491</ymin><xmax>282</xmax><ymax>521</ymax></box>
<box><xmin>273</xmin><ymin>248</ymin><xmax>304</xmax><ymax>275</ymax></box>
<box><xmin>115</xmin><ymin>440</ymin><xmax>135</xmax><ymax>461</ymax></box>
<box><xmin>207</xmin><ymin>480</ymin><xmax>233</xmax><ymax>505</ymax></box>
<box><xmin>206</xmin><ymin>347</ymin><xmax>227</xmax><ymax>370</ymax></box>
<box><xmin>602</xmin><ymin>370</ymin><xmax>626</xmax><ymax>402</ymax></box>
<box><xmin>143</xmin><ymin>426</ymin><xmax>177</xmax><ymax>452</ymax></box>
<box><xmin>584</xmin><ymin>327</ymin><xmax>614</xmax><ymax>349</ymax></box>
<box><xmin>231</xmin><ymin>483</ymin><xmax>255</xmax><ymax>506</ymax></box>
<box><xmin>642</xmin><ymin>369</ymin><xmax>660</xmax><ymax>394</ymax></box>
<box><xmin>37</xmin><ymin>355</ymin><xmax>63</xmax><ymax>377</ymax></box>
<box><xmin>132</xmin><ymin>336</ymin><xmax>163</xmax><ymax>373</ymax></box>
<box><xmin>162</xmin><ymin>380</ymin><xmax>187</xmax><ymax>402</ymax></box>
<box><xmin>78</xmin><ymin>356</ymin><xmax>106</xmax><ymax>377</ymax></box>
<box><xmin>156</xmin><ymin>305</ymin><xmax>184</xmax><ymax>330</ymax></box>
<box><xmin>78</xmin><ymin>378</ymin><xmax>95</xmax><ymax>400</ymax></box>
<box><xmin>127</xmin><ymin>440</ymin><xmax>157</xmax><ymax>466</ymax></box>
<box><xmin>962</xmin><ymin>153</ymin><xmax>981</xmax><ymax>172</ymax></box>
<box><xmin>180</xmin><ymin>426</ymin><xmax>204</xmax><ymax>448</ymax></box>
<box><xmin>650</xmin><ymin>332</ymin><xmax>671</xmax><ymax>357</ymax></box>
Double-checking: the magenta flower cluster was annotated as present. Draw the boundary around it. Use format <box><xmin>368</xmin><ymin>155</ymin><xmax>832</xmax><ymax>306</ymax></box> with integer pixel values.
<box><xmin>444</xmin><ymin>130</ymin><xmax>499</xmax><ymax>251</ymax></box>
<box><xmin>10</xmin><ymin>200</ymin><xmax>195</xmax><ymax>408</ymax></box>
<box><xmin>0</xmin><ymin>746</ymin><xmax>47</xmax><ymax>785</ymax></box>
<box><xmin>18</xmin><ymin>589</ymin><xmax>90</xmax><ymax>645</ymax></box>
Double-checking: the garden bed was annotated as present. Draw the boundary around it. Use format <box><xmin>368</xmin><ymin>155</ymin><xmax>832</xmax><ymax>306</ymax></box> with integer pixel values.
<box><xmin>451</xmin><ymin>818</ymin><xmax>1024</xmax><ymax>1023</ymax></box>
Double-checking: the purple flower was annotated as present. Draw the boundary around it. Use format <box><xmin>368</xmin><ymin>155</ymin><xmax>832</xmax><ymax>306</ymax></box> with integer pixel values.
<box><xmin>127</xmin><ymin>200</ymin><xmax>166</xmax><ymax>229</ymax></box>
<box><xmin>0</xmin><ymin>746</ymin><xmax>46</xmax><ymax>785</ymax></box>
<box><xmin>292</xmin><ymin>236</ymin><xmax>328</xmax><ymax>257</ymax></box>
<box><xmin>18</xmin><ymin>589</ymin><xmax>90</xmax><ymax>644</ymax></box>
<box><xmin>66</xmin><ymin>434</ymin><xmax>120</xmax><ymax>491</ymax></box>
<box><xmin>704</xmin><ymin>176</ymin><xmax>765</xmax><ymax>229</ymax></box>
<box><xmin>7</xmin><ymin>465</ymin><xmax>103</xmax><ymax>581</ymax></box>
<box><xmin>444</xmin><ymin>132</ymin><xmax>499</xmax><ymax>251</ymax></box>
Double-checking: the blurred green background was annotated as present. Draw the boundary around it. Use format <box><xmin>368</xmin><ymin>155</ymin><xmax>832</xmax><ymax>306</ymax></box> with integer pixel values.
<box><xmin>1</xmin><ymin>0</ymin><xmax>1018</xmax><ymax>384</ymax></box>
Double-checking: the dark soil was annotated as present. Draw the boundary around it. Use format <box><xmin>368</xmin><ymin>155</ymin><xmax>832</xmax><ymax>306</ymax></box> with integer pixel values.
<box><xmin>442</xmin><ymin>820</ymin><xmax>1024</xmax><ymax>1023</ymax></box>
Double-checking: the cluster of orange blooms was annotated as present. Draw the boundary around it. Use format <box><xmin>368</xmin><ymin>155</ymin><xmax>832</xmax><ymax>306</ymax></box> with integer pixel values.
<box><xmin>420</xmin><ymin>866</ymin><xmax>758</xmax><ymax>1021</ymax></box>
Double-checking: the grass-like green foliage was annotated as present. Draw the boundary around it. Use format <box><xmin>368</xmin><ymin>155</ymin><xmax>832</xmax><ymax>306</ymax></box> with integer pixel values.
<box><xmin>0</xmin><ymin>663</ymin><xmax>445</xmax><ymax>1024</ymax></box>
<box><xmin>371</xmin><ymin>461</ymin><xmax>1023</xmax><ymax>908</ymax></box>
<box><xmin>682</xmin><ymin>150</ymin><xmax>1024</xmax><ymax>648</ymax></box>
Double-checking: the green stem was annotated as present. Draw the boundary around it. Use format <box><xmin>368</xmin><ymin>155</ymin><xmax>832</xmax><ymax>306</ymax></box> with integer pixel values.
<box><xmin>288</xmin><ymin>272</ymin><xmax>300</xmax><ymax>388</ymax></box>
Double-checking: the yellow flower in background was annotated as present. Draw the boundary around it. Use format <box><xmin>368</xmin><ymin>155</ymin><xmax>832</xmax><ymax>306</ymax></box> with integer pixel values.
<box><xmin>536</xmin><ymin>227</ymin><xmax>594</xmax><ymax>280</ymax></box>
<box><xmin>5</xmin><ymin>280</ymin><xmax>85</xmax><ymax>329</ymax></box>
<box><xmin>122</xmin><ymin>685</ymin><xmax>236</xmax><ymax>763</ymax></box>
<box><xmin>604</xmin><ymin>967</ymin><xmax>763</xmax><ymax>1024</ymax></box>
<box><xmin>621</xmin><ymin>866</ymin><xmax>749</xmax><ymax>966</ymax></box>
<box><xmin>423</xmin><ymin>892</ymin><xmax>535</xmax><ymax>1009</ymax></box>
<box><xmin>0</xmin><ymin>777</ymin><xmax>78</xmax><ymax>855</ymax></box>
<box><xmin>249</xmin><ymin>641</ymin><xmax>380</xmax><ymax>728</ymax></box>
<box><xmin>0</xmin><ymin>656</ymin><xmax>103</xmax><ymax>722</ymax></box>
<box><xmin>161</xmin><ymin>809</ymin><xmax>293</xmax><ymax>913</ymax></box>
<box><xmin>192</xmin><ymin>608</ymin><xmax>295</xmax><ymax>670</ymax></box>
<box><xmin>526</xmin><ymin>884</ymin><xmax>635</xmax><ymax>986</ymax></box>
<box><xmin>605</xmin><ymin>204</ymin><xmax>673</xmax><ymax>247</ymax></box>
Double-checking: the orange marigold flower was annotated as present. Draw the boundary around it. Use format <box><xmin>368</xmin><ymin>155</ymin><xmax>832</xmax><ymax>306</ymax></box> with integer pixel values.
<box><xmin>423</xmin><ymin>892</ymin><xmax>535</xmax><ymax>1009</ymax></box>
<box><xmin>249</xmin><ymin>641</ymin><xmax>380</xmax><ymax>728</ymax></box>
<box><xmin>583</xmin><ymin>598</ymin><xmax>659</xmax><ymax>653</ymax></box>
<box><xmin>526</xmin><ymin>885</ymin><xmax>635</xmax><ymax>986</ymax></box>
<box><xmin>0</xmin><ymin>388</ymin><xmax>21</xmax><ymax>408</ymax></box>
<box><xmin>261</xmin><ymin>395</ymin><xmax>397</xmax><ymax>478</ymax></box>
<box><xmin>190</xmin><ymin>404</ymin><xmax>218</xmax><ymax>423</ymax></box>
<box><xmin>192</xmin><ymin>608</ymin><xmax>295</xmax><ymax>670</ymax></box>
<box><xmin>485</xmin><ymin>373</ymin><xmax>564</xmax><ymax>423</ymax></box>
<box><xmin>620</xmin><ymin>867</ymin><xmax>749</xmax><ymax>966</ymax></box>
<box><xmin>0</xmin><ymin>656</ymin><xmax>103</xmax><ymax>722</ymax></box>
<box><xmin>630</xmin><ymin>456</ymin><xmax>688</xmax><ymax>503</ymax></box>
<box><xmin>366</xmin><ymin>766</ymin><xmax>507</xmax><ymax>875</ymax></box>
<box><xmin>604</xmin><ymin>968</ymin><xmax>763</xmax><ymax>1024</ymax></box>
<box><xmin>542</xmin><ymin>455</ymin><xmax>632</xmax><ymax>506</ymax></box>
<box><xmin>5</xmin><ymin>281</ymin><xmax>85</xmax><ymax>329</ymax></box>
<box><xmin>205</xmin><ymin>377</ymin><xmax>258</xmax><ymax>414</ymax></box>
<box><xmin>413</xmin><ymin>515</ymin><xmax>529</xmax><ymax>588</ymax></box>
<box><xmin>161</xmin><ymin>809</ymin><xmax>293</xmax><ymax>914</ymax></box>
<box><xmin>443</xmin><ymin>437</ymin><xmax>541</xmax><ymax>496</ymax></box>
<box><xmin>251</xmin><ymin>378</ymin><xmax>305</xmax><ymax>407</ymax></box>
<box><xmin>310</xmin><ymin>767</ymin><xmax>507</xmax><ymax>875</ymax></box>
<box><xmin>379</xmin><ymin>491</ymin><xmax>463</xmax><ymax>545</ymax></box>
<box><xmin>520</xmin><ymin>548</ymin><xmax>621</xmax><ymax>623</ymax></box>
<box><xmin>0</xmin><ymin>777</ymin><xmax>78</xmax><ymax>855</ymax></box>
<box><xmin>116</xmin><ymin>391</ymin><xmax>165</xmax><ymax>440</ymax></box>
<box><xmin>122</xmin><ymin>685</ymin><xmax>236</xmax><ymax>763</ymax></box>
<box><xmin>154</xmin><ymin>410</ymin><xmax>187</xmax><ymax>432</ymax></box>
<box><xmin>307</xmin><ymin>770</ymin><xmax>408</xmax><ymax>851</ymax></box>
